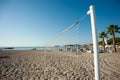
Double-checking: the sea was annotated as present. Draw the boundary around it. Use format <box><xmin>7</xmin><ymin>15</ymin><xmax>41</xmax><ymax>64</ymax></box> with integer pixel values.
<box><xmin>0</xmin><ymin>47</ymin><xmax>48</xmax><ymax>50</ymax></box>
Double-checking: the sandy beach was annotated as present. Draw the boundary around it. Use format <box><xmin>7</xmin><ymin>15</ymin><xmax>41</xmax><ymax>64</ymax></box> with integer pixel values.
<box><xmin>0</xmin><ymin>50</ymin><xmax>120</xmax><ymax>80</ymax></box>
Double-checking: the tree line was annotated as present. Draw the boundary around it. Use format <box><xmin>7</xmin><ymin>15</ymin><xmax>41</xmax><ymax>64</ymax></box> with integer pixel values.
<box><xmin>99</xmin><ymin>37</ymin><xmax>120</xmax><ymax>45</ymax></box>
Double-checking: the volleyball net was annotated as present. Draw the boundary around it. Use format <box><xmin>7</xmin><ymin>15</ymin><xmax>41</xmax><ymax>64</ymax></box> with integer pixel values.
<box><xmin>44</xmin><ymin>14</ymin><xmax>88</xmax><ymax>52</ymax></box>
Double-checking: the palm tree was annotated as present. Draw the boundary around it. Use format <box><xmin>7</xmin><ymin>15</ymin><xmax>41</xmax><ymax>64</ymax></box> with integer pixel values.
<box><xmin>99</xmin><ymin>31</ymin><xmax>108</xmax><ymax>52</ymax></box>
<box><xmin>107</xmin><ymin>25</ymin><xmax>120</xmax><ymax>52</ymax></box>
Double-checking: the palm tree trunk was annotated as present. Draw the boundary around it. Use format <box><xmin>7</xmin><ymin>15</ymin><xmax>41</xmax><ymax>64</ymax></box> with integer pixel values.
<box><xmin>112</xmin><ymin>33</ymin><xmax>117</xmax><ymax>52</ymax></box>
<box><xmin>103</xmin><ymin>38</ymin><xmax>105</xmax><ymax>52</ymax></box>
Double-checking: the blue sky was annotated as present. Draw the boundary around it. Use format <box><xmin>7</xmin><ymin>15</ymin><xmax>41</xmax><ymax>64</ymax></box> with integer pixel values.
<box><xmin>0</xmin><ymin>0</ymin><xmax>120</xmax><ymax>47</ymax></box>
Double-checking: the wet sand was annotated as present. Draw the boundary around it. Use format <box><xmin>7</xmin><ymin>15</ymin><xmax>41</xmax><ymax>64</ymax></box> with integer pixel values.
<box><xmin>0</xmin><ymin>50</ymin><xmax>120</xmax><ymax>80</ymax></box>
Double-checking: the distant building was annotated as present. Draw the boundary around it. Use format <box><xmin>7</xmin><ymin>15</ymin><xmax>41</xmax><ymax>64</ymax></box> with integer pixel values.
<box><xmin>63</xmin><ymin>44</ymin><xmax>81</xmax><ymax>52</ymax></box>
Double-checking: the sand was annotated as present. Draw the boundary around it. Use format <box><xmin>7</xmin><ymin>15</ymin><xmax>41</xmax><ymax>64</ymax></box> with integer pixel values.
<box><xmin>0</xmin><ymin>50</ymin><xmax>120</xmax><ymax>80</ymax></box>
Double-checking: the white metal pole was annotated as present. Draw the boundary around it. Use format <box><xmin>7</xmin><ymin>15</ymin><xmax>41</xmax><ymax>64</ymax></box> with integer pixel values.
<box><xmin>87</xmin><ymin>5</ymin><xmax>100</xmax><ymax>80</ymax></box>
